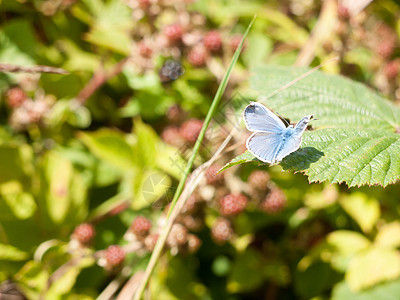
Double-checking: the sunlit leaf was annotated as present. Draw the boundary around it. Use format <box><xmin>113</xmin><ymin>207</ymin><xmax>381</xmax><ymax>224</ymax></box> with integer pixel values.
<box><xmin>346</xmin><ymin>247</ymin><xmax>400</xmax><ymax>292</ymax></box>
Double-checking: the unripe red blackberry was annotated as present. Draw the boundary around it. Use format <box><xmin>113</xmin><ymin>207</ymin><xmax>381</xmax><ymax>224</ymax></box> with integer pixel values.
<box><xmin>181</xmin><ymin>194</ymin><xmax>199</xmax><ymax>214</ymax></box>
<box><xmin>248</xmin><ymin>170</ymin><xmax>270</xmax><ymax>190</ymax></box>
<box><xmin>105</xmin><ymin>245</ymin><xmax>125</xmax><ymax>266</ymax></box>
<box><xmin>187</xmin><ymin>46</ymin><xmax>208</xmax><ymax>67</ymax></box>
<box><xmin>159</xmin><ymin>60</ymin><xmax>185</xmax><ymax>83</ymax></box>
<box><xmin>137</xmin><ymin>41</ymin><xmax>152</xmax><ymax>58</ymax></box>
<box><xmin>187</xmin><ymin>234</ymin><xmax>202</xmax><ymax>253</ymax></box>
<box><xmin>211</xmin><ymin>218</ymin><xmax>233</xmax><ymax>244</ymax></box>
<box><xmin>167</xmin><ymin>224</ymin><xmax>188</xmax><ymax>247</ymax></box>
<box><xmin>73</xmin><ymin>223</ymin><xmax>95</xmax><ymax>245</ymax></box>
<box><xmin>161</xmin><ymin>126</ymin><xmax>185</xmax><ymax>147</ymax></box>
<box><xmin>219</xmin><ymin>193</ymin><xmax>247</xmax><ymax>216</ymax></box>
<box><xmin>144</xmin><ymin>233</ymin><xmax>159</xmax><ymax>251</ymax></box>
<box><xmin>204</xmin><ymin>165</ymin><xmax>223</xmax><ymax>185</ymax></box>
<box><xmin>384</xmin><ymin>60</ymin><xmax>400</xmax><ymax>80</ymax></box>
<box><xmin>164</xmin><ymin>24</ymin><xmax>183</xmax><ymax>43</ymax></box>
<box><xmin>6</xmin><ymin>87</ymin><xmax>26</xmax><ymax>108</ymax></box>
<box><xmin>377</xmin><ymin>40</ymin><xmax>395</xmax><ymax>59</ymax></box>
<box><xmin>180</xmin><ymin>119</ymin><xmax>203</xmax><ymax>143</ymax></box>
<box><xmin>131</xmin><ymin>216</ymin><xmax>152</xmax><ymax>237</ymax></box>
<box><xmin>181</xmin><ymin>215</ymin><xmax>203</xmax><ymax>231</ymax></box>
<box><xmin>261</xmin><ymin>188</ymin><xmax>286</xmax><ymax>214</ymax></box>
<box><xmin>203</xmin><ymin>31</ymin><xmax>222</xmax><ymax>52</ymax></box>
<box><xmin>337</xmin><ymin>4</ymin><xmax>350</xmax><ymax>20</ymax></box>
<box><xmin>138</xmin><ymin>0</ymin><xmax>151</xmax><ymax>8</ymax></box>
<box><xmin>230</xmin><ymin>34</ymin><xmax>245</xmax><ymax>52</ymax></box>
<box><xmin>166</xmin><ymin>104</ymin><xmax>185</xmax><ymax>123</ymax></box>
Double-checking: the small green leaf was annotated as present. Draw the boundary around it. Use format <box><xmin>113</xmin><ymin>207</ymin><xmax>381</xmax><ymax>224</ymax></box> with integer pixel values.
<box><xmin>332</xmin><ymin>279</ymin><xmax>400</xmax><ymax>300</ymax></box>
<box><xmin>79</xmin><ymin>129</ymin><xmax>135</xmax><ymax>170</ymax></box>
<box><xmin>0</xmin><ymin>243</ymin><xmax>29</xmax><ymax>261</ymax></box>
<box><xmin>227</xmin><ymin>248</ymin><xmax>265</xmax><ymax>293</ymax></box>
<box><xmin>218</xmin><ymin>150</ymin><xmax>258</xmax><ymax>173</ymax></box>
<box><xmin>327</xmin><ymin>231</ymin><xmax>371</xmax><ymax>255</ymax></box>
<box><xmin>0</xmin><ymin>181</ymin><xmax>36</xmax><ymax>220</ymax></box>
<box><xmin>339</xmin><ymin>193</ymin><xmax>380</xmax><ymax>233</ymax></box>
<box><xmin>375</xmin><ymin>222</ymin><xmax>400</xmax><ymax>249</ymax></box>
<box><xmin>345</xmin><ymin>247</ymin><xmax>400</xmax><ymax>292</ymax></box>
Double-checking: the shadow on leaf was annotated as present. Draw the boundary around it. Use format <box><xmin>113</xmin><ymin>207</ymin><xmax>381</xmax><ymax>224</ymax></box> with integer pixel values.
<box><xmin>280</xmin><ymin>147</ymin><xmax>324</xmax><ymax>171</ymax></box>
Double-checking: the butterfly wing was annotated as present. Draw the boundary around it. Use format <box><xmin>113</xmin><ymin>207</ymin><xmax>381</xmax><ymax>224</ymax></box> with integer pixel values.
<box><xmin>243</xmin><ymin>102</ymin><xmax>286</xmax><ymax>133</ymax></box>
<box><xmin>246</xmin><ymin>132</ymin><xmax>283</xmax><ymax>163</ymax></box>
<box><xmin>294</xmin><ymin>115</ymin><xmax>313</xmax><ymax>136</ymax></box>
<box><xmin>274</xmin><ymin>115</ymin><xmax>314</xmax><ymax>162</ymax></box>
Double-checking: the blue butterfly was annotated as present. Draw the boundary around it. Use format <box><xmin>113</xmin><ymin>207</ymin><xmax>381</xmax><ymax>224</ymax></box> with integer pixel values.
<box><xmin>243</xmin><ymin>101</ymin><xmax>313</xmax><ymax>164</ymax></box>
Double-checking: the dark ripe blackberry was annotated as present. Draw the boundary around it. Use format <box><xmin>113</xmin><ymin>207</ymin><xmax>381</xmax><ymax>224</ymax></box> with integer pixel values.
<box><xmin>248</xmin><ymin>170</ymin><xmax>270</xmax><ymax>190</ymax></box>
<box><xmin>261</xmin><ymin>188</ymin><xmax>287</xmax><ymax>214</ymax></box>
<box><xmin>187</xmin><ymin>46</ymin><xmax>208</xmax><ymax>67</ymax></box>
<box><xmin>6</xmin><ymin>87</ymin><xmax>27</xmax><ymax>108</ymax></box>
<box><xmin>161</xmin><ymin>126</ymin><xmax>185</xmax><ymax>148</ymax></box>
<box><xmin>384</xmin><ymin>60</ymin><xmax>400</xmax><ymax>80</ymax></box>
<box><xmin>163</xmin><ymin>24</ymin><xmax>183</xmax><ymax>43</ymax></box>
<box><xmin>219</xmin><ymin>193</ymin><xmax>247</xmax><ymax>216</ymax></box>
<box><xmin>205</xmin><ymin>164</ymin><xmax>224</xmax><ymax>185</ymax></box>
<box><xmin>159</xmin><ymin>60</ymin><xmax>185</xmax><ymax>83</ymax></box>
<box><xmin>166</xmin><ymin>104</ymin><xmax>185</xmax><ymax>123</ymax></box>
<box><xmin>105</xmin><ymin>245</ymin><xmax>126</xmax><ymax>266</ymax></box>
<box><xmin>167</xmin><ymin>224</ymin><xmax>188</xmax><ymax>247</ymax></box>
<box><xmin>203</xmin><ymin>30</ymin><xmax>222</xmax><ymax>52</ymax></box>
<box><xmin>180</xmin><ymin>119</ymin><xmax>203</xmax><ymax>143</ymax></box>
<box><xmin>131</xmin><ymin>216</ymin><xmax>152</xmax><ymax>237</ymax></box>
<box><xmin>187</xmin><ymin>234</ymin><xmax>202</xmax><ymax>253</ymax></box>
<box><xmin>211</xmin><ymin>217</ymin><xmax>233</xmax><ymax>244</ymax></box>
<box><xmin>137</xmin><ymin>41</ymin><xmax>152</xmax><ymax>58</ymax></box>
<box><xmin>73</xmin><ymin>223</ymin><xmax>95</xmax><ymax>245</ymax></box>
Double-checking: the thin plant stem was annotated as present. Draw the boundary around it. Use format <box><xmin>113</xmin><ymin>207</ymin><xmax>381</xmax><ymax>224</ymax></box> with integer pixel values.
<box><xmin>131</xmin><ymin>16</ymin><xmax>256</xmax><ymax>300</ymax></box>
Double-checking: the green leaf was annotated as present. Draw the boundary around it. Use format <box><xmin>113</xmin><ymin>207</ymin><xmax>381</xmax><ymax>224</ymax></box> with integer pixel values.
<box><xmin>224</xmin><ymin>66</ymin><xmax>400</xmax><ymax>187</ymax></box>
<box><xmin>79</xmin><ymin>129</ymin><xmax>135</xmax><ymax>170</ymax></box>
<box><xmin>374</xmin><ymin>222</ymin><xmax>400</xmax><ymax>249</ymax></box>
<box><xmin>281</xmin><ymin>128</ymin><xmax>400</xmax><ymax>187</ymax></box>
<box><xmin>326</xmin><ymin>230</ymin><xmax>372</xmax><ymax>272</ymax></box>
<box><xmin>339</xmin><ymin>193</ymin><xmax>380</xmax><ymax>233</ymax></box>
<box><xmin>251</xmin><ymin>65</ymin><xmax>400</xmax><ymax>130</ymax></box>
<box><xmin>346</xmin><ymin>247</ymin><xmax>400</xmax><ymax>292</ymax></box>
<box><xmin>332</xmin><ymin>279</ymin><xmax>400</xmax><ymax>300</ymax></box>
<box><xmin>0</xmin><ymin>181</ymin><xmax>36</xmax><ymax>220</ymax></box>
<box><xmin>227</xmin><ymin>248</ymin><xmax>265</xmax><ymax>293</ymax></box>
<box><xmin>0</xmin><ymin>243</ymin><xmax>29</xmax><ymax>261</ymax></box>
<box><xmin>218</xmin><ymin>150</ymin><xmax>257</xmax><ymax>173</ymax></box>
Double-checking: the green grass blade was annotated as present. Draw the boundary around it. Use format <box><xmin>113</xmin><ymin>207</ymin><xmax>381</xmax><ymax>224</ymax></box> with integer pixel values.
<box><xmin>132</xmin><ymin>16</ymin><xmax>256</xmax><ymax>300</ymax></box>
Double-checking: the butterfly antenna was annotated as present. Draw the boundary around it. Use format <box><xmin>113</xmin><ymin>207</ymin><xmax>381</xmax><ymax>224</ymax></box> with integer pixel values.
<box><xmin>260</xmin><ymin>56</ymin><xmax>339</xmax><ymax>101</ymax></box>
<box><xmin>275</xmin><ymin>111</ymin><xmax>290</xmax><ymax>126</ymax></box>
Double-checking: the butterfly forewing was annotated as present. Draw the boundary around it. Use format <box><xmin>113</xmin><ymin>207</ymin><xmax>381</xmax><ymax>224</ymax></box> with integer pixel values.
<box><xmin>243</xmin><ymin>102</ymin><xmax>286</xmax><ymax>133</ymax></box>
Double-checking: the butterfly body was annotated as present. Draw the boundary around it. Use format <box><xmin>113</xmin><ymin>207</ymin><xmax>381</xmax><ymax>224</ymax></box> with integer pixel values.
<box><xmin>243</xmin><ymin>102</ymin><xmax>313</xmax><ymax>164</ymax></box>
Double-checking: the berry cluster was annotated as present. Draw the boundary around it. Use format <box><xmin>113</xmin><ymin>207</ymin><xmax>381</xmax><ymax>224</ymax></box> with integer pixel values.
<box><xmin>6</xmin><ymin>87</ymin><xmax>53</xmax><ymax>131</ymax></box>
<box><xmin>72</xmin><ymin>223</ymin><xmax>96</xmax><ymax>245</ymax></box>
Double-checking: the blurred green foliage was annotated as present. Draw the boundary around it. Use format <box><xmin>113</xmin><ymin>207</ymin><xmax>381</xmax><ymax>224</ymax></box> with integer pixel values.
<box><xmin>1</xmin><ymin>0</ymin><xmax>400</xmax><ymax>299</ymax></box>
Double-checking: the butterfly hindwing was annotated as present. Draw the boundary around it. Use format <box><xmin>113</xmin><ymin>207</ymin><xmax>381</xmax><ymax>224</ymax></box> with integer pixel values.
<box><xmin>246</xmin><ymin>132</ymin><xmax>283</xmax><ymax>163</ymax></box>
